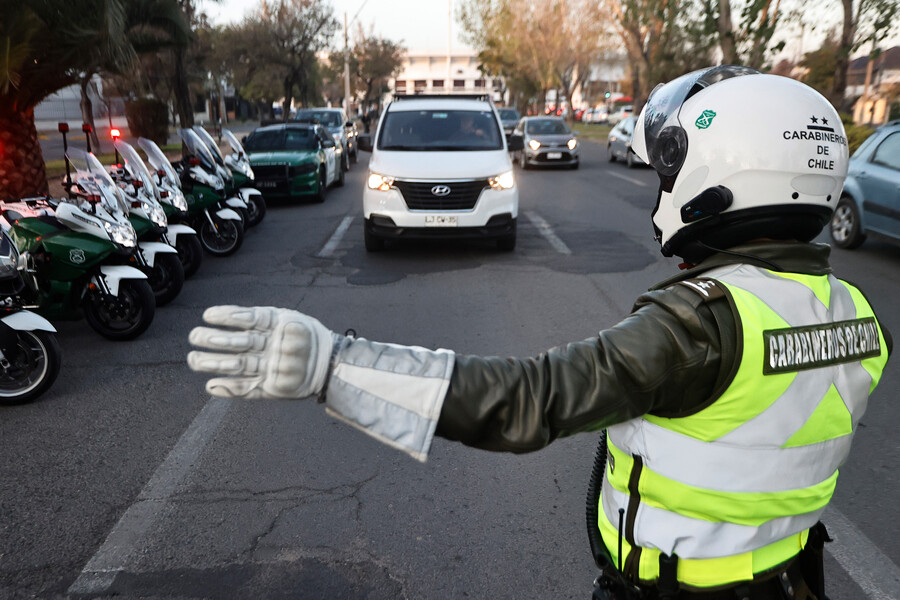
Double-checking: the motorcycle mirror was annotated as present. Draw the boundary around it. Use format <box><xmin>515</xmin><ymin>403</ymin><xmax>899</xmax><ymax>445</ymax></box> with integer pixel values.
<box><xmin>58</xmin><ymin>123</ymin><xmax>69</xmax><ymax>133</ymax></box>
<box><xmin>82</xmin><ymin>123</ymin><xmax>93</xmax><ymax>134</ymax></box>
<box><xmin>131</xmin><ymin>201</ymin><xmax>142</xmax><ymax>209</ymax></box>
<box><xmin>110</xmin><ymin>128</ymin><xmax>120</xmax><ymax>140</ymax></box>
<box><xmin>159</xmin><ymin>190</ymin><xmax>169</xmax><ymax>198</ymax></box>
<box><xmin>157</xmin><ymin>169</ymin><xmax>166</xmax><ymax>177</ymax></box>
<box><xmin>133</xmin><ymin>180</ymin><xmax>143</xmax><ymax>189</ymax></box>
<box><xmin>189</xmin><ymin>157</ymin><xmax>201</xmax><ymax>166</ymax></box>
<box><xmin>87</xmin><ymin>194</ymin><xmax>101</xmax><ymax>203</ymax></box>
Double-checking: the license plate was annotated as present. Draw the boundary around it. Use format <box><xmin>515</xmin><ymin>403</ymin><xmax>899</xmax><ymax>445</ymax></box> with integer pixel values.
<box><xmin>547</xmin><ymin>152</ymin><xmax>563</xmax><ymax>159</ymax></box>
<box><xmin>257</xmin><ymin>181</ymin><xmax>278</xmax><ymax>188</ymax></box>
<box><xmin>424</xmin><ymin>215</ymin><xmax>458</xmax><ymax>227</ymax></box>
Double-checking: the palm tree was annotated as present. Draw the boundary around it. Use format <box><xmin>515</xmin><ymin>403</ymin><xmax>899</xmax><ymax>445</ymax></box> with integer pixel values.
<box><xmin>0</xmin><ymin>0</ymin><xmax>136</xmax><ymax>199</ymax></box>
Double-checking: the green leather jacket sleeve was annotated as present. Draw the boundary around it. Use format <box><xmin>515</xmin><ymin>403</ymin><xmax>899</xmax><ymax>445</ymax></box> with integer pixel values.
<box><xmin>435</xmin><ymin>284</ymin><xmax>736</xmax><ymax>453</ymax></box>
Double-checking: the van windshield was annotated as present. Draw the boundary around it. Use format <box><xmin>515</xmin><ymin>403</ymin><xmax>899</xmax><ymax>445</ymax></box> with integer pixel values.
<box><xmin>377</xmin><ymin>110</ymin><xmax>503</xmax><ymax>151</ymax></box>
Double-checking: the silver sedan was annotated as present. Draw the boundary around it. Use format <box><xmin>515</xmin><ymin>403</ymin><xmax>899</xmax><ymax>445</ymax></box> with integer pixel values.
<box><xmin>511</xmin><ymin>116</ymin><xmax>580</xmax><ymax>169</ymax></box>
<box><xmin>607</xmin><ymin>116</ymin><xmax>645</xmax><ymax>168</ymax></box>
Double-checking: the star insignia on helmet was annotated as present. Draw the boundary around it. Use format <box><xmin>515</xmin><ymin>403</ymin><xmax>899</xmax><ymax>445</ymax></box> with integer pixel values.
<box><xmin>822</xmin><ymin>117</ymin><xmax>829</xmax><ymax>125</ymax></box>
<box><xmin>810</xmin><ymin>116</ymin><xmax>819</xmax><ymax>124</ymax></box>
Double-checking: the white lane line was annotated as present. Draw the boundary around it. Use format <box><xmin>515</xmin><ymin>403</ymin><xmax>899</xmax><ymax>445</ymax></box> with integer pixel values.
<box><xmin>68</xmin><ymin>397</ymin><xmax>233</xmax><ymax>596</ymax></box>
<box><xmin>525</xmin><ymin>211</ymin><xmax>571</xmax><ymax>255</ymax></box>
<box><xmin>316</xmin><ymin>216</ymin><xmax>354</xmax><ymax>258</ymax></box>
<box><xmin>823</xmin><ymin>505</ymin><xmax>900</xmax><ymax>599</ymax></box>
<box><xmin>606</xmin><ymin>170</ymin><xmax>648</xmax><ymax>187</ymax></box>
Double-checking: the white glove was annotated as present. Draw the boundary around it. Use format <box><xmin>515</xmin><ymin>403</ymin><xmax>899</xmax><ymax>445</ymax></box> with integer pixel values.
<box><xmin>187</xmin><ymin>305</ymin><xmax>335</xmax><ymax>399</ymax></box>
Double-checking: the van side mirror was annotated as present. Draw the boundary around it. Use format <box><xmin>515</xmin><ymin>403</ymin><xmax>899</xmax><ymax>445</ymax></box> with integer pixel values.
<box><xmin>357</xmin><ymin>134</ymin><xmax>373</xmax><ymax>152</ymax></box>
<box><xmin>507</xmin><ymin>134</ymin><xmax>524</xmax><ymax>152</ymax></box>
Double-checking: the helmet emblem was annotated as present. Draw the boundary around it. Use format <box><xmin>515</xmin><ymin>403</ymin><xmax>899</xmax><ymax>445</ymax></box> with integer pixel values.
<box><xmin>695</xmin><ymin>110</ymin><xmax>717</xmax><ymax>130</ymax></box>
<box><xmin>431</xmin><ymin>185</ymin><xmax>451</xmax><ymax>197</ymax></box>
<box><xmin>69</xmin><ymin>249</ymin><xmax>86</xmax><ymax>264</ymax></box>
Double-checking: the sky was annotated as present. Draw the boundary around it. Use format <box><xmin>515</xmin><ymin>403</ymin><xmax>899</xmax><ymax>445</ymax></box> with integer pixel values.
<box><xmin>201</xmin><ymin>0</ymin><xmax>473</xmax><ymax>54</ymax></box>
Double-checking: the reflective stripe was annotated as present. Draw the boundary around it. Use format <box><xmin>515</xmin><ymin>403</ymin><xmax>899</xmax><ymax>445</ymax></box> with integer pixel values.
<box><xmin>607</xmin><ymin>421</ymin><xmax>853</xmax><ymax>493</ymax></box>
<box><xmin>602</xmin><ymin>478</ymin><xmax>822</xmax><ymax>560</ymax></box>
<box><xmin>325</xmin><ymin>338</ymin><xmax>455</xmax><ymax>462</ymax></box>
<box><xmin>598</xmin><ymin>485</ymin><xmax>809</xmax><ymax>587</ymax></box>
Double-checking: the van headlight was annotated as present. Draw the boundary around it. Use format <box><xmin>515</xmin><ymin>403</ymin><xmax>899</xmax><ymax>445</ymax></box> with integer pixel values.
<box><xmin>528</xmin><ymin>139</ymin><xmax>541</xmax><ymax>151</ymax></box>
<box><xmin>367</xmin><ymin>172</ymin><xmax>394</xmax><ymax>191</ymax></box>
<box><xmin>567</xmin><ymin>138</ymin><xmax>578</xmax><ymax>150</ymax></box>
<box><xmin>489</xmin><ymin>170</ymin><xmax>515</xmax><ymax>190</ymax></box>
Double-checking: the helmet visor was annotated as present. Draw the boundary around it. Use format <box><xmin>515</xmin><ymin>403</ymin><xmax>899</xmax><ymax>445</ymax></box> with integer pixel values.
<box><xmin>641</xmin><ymin>65</ymin><xmax>759</xmax><ymax>180</ymax></box>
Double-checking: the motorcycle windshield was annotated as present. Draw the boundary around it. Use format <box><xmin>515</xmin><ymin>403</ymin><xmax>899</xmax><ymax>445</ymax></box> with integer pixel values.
<box><xmin>116</xmin><ymin>140</ymin><xmax>160</xmax><ymax>198</ymax></box>
<box><xmin>192</xmin><ymin>126</ymin><xmax>226</xmax><ymax>165</ymax></box>
<box><xmin>138</xmin><ymin>137</ymin><xmax>180</xmax><ymax>187</ymax></box>
<box><xmin>65</xmin><ymin>149</ymin><xmax>131</xmax><ymax>219</ymax></box>
<box><xmin>223</xmin><ymin>129</ymin><xmax>244</xmax><ymax>156</ymax></box>
<box><xmin>180</xmin><ymin>129</ymin><xmax>218</xmax><ymax>172</ymax></box>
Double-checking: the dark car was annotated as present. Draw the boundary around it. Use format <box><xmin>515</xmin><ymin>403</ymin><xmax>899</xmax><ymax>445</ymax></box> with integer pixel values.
<box><xmin>830</xmin><ymin>122</ymin><xmax>900</xmax><ymax>249</ymax></box>
<box><xmin>606</xmin><ymin>116</ymin><xmax>645</xmax><ymax>168</ymax></box>
<box><xmin>244</xmin><ymin>123</ymin><xmax>341</xmax><ymax>202</ymax></box>
<box><xmin>293</xmin><ymin>108</ymin><xmax>353</xmax><ymax>172</ymax></box>
<box><xmin>498</xmin><ymin>107</ymin><xmax>520</xmax><ymax>136</ymax></box>
<box><xmin>512</xmin><ymin>116</ymin><xmax>579</xmax><ymax>169</ymax></box>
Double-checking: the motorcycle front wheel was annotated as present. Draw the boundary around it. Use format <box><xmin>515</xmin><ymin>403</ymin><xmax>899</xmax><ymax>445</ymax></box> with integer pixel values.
<box><xmin>0</xmin><ymin>330</ymin><xmax>61</xmax><ymax>405</ymax></box>
<box><xmin>175</xmin><ymin>234</ymin><xmax>203</xmax><ymax>278</ymax></box>
<box><xmin>199</xmin><ymin>217</ymin><xmax>244</xmax><ymax>257</ymax></box>
<box><xmin>245</xmin><ymin>194</ymin><xmax>266</xmax><ymax>227</ymax></box>
<box><xmin>148</xmin><ymin>252</ymin><xmax>185</xmax><ymax>307</ymax></box>
<box><xmin>83</xmin><ymin>279</ymin><xmax>156</xmax><ymax>341</ymax></box>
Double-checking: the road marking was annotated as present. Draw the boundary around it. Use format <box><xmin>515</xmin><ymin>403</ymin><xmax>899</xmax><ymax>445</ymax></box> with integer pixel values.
<box><xmin>823</xmin><ymin>505</ymin><xmax>900</xmax><ymax>599</ymax></box>
<box><xmin>606</xmin><ymin>170</ymin><xmax>648</xmax><ymax>187</ymax></box>
<box><xmin>67</xmin><ymin>397</ymin><xmax>233</xmax><ymax>596</ymax></box>
<box><xmin>525</xmin><ymin>211</ymin><xmax>571</xmax><ymax>255</ymax></box>
<box><xmin>316</xmin><ymin>216</ymin><xmax>354</xmax><ymax>258</ymax></box>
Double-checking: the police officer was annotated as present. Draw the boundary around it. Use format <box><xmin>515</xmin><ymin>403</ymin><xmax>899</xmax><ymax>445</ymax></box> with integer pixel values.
<box><xmin>188</xmin><ymin>66</ymin><xmax>891</xmax><ymax>599</ymax></box>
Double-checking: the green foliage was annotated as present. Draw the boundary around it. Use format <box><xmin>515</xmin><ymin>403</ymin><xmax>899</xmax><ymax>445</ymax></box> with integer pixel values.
<box><xmin>125</xmin><ymin>97</ymin><xmax>169</xmax><ymax>143</ymax></box>
<box><xmin>800</xmin><ymin>37</ymin><xmax>838</xmax><ymax>101</ymax></box>
<box><xmin>846</xmin><ymin>123</ymin><xmax>875</xmax><ymax>154</ymax></box>
<box><xmin>889</xmin><ymin>101</ymin><xmax>900</xmax><ymax>121</ymax></box>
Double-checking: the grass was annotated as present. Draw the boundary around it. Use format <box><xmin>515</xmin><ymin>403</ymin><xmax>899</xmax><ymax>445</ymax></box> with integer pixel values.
<box><xmin>572</xmin><ymin>122</ymin><xmax>612</xmax><ymax>142</ymax></box>
<box><xmin>44</xmin><ymin>143</ymin><xmax>182</xmax><ymax>179</ymax></box>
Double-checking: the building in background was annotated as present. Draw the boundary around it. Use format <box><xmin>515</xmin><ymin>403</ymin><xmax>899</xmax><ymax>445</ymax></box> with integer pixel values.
<box><xmin>848</xmin><ymin>46</ymin><xmax>900</xmax><ymax>125</ymax></box>
<box><xmin>388</xmin><ymin>51</ymin><xmax>503</xmax><ymax>102</ymax></box>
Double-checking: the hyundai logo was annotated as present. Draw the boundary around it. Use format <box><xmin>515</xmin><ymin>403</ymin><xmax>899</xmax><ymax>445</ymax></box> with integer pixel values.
<box><xmin>431</xmin><ymin>185</ymin><xmax>451</xmax><ymax>197</ymax></box>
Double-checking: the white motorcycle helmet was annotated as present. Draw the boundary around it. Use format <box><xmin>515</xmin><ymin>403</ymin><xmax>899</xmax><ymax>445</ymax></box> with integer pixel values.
<box><xmin>631</xmin><ymin>66</ymin><xmax>849</xmax><ymax>261</ymax></box>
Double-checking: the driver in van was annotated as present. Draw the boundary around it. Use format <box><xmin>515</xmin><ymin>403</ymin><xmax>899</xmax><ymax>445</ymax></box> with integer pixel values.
<box><xmin>189</xmin><ymin>67</ymin><xmax>891</xmax><ymax>599</ymax></box>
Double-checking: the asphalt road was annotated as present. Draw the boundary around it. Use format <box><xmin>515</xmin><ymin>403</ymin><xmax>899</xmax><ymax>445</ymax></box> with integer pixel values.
<box><xmin>2</xmin><ymin>141</ymin><xmax>899</xmax><ymax>599</ymax></box>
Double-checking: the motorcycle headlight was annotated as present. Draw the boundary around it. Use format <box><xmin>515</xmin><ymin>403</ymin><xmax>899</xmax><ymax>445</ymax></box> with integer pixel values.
<box><xmin>332</xmin><ymin>133</ymin><xmax>342</xmax><ymax>146</ymax></box>
<box><xmin>144</xmin><ymin>202</ymin><xmax>167</xmax><ymax>228</ymax></box>
<box><xmin>0</xmin><ymin>235</ymin><xmax>19</xmax><ymax>279</ymax></box>
<box><xmin>173</xmin><ymin>192</ymin><xmax>188</xmax><ymax>212</ymax></box>
<box><xmin>567</xmin><ymin>138</ymin><xmax>578</xmax><ymax>150</ymax></box>
<box><xmin>489</xmin><ymin>170</ymin><xmax>515</xmax><ymax>191</ymax></box>
<box><xmin>528</xmin><ymin>139</ymin><xmax>541</xmax><ymax>151</ymax></box>
<box><xmin>104</xmin><ymin>221</ymin><xmax>137</xmax><ymax>248</ymax></box>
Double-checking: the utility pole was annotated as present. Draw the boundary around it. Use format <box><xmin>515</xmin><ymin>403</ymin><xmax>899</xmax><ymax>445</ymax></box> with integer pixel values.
<box><xmin>344</xmin><ymin>12</ymin><xmax>352</xmax><ymax>116</ymax></box>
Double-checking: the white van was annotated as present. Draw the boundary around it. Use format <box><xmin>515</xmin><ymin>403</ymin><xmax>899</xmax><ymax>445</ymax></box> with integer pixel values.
<box><xmin>359</xmin><ymin>96</ymin><xmax>523</xmax><ymax>251</ymax></box>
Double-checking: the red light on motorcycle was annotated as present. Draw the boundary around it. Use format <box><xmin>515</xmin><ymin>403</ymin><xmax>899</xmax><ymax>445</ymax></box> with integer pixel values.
<box><xmin>88</xmin><ymin>283</ymin><xmax>98</xmax><ymax>291</ymax></box>
<box><xmin>157</xmin><ymin>169</ymin><xmax>166</xmax><ymax>177</ymax></box>
<box><xmin>110</xmin><ymin>128</ymin><xmax>120</xmax><ymax>140</ymax></box>
<box><xmin>159</xmin><ymin>190</ymin><xmax>169</xmax><ymax>198</ymax></box>
<box><xmin>189</xmin><ymin>157</ymin><xmax>200</xmax><ymax>166</ymax></box>
<box><xmin>133</xmin><ymin>180</ymin><xmax>143</xmax><ymax>189</ymax></box>
<box><xmin>58</xmin><ymin>123</ymin><xmax>69</xmax><ymax>133</ymax></box>
<box><xmin>131</xmin><ymin>201</ymin><xmax>141</xmax><ymax>208</ymax></box>
<box><xmin>82</xmin><ymin>123</ymin><xmax>93</xmax><ymax>134</ymax></box>
<box><xmin>87</xmin><ymin>194</ymin><xmax>101</xmax><ymax>203</ymax></box>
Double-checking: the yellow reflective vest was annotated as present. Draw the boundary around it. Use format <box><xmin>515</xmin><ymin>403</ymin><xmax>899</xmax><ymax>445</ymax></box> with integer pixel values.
<box><xmin>598</xmin><ymin>264</ymin><xmax>889</xmax><ymax>589</ymax></box>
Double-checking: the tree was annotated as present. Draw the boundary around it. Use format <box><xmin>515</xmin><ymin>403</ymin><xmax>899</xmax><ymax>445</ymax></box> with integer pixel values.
<box><xmin>0</xmin><ymin>0</ymin><xmax>137</xmax><ymax>199</ymax></box>
<box><xmin>705</xmin><ymin>0</ymin><xmax>789</xmax><ymax>69</ymax></box>
<box><xmin>347</xmin><ymin>25</ymin><xmax>405</xmax><ymax>114</ymax></box>
<box><xmin>251</xmin><ymin>0</ymin><xmax>339</xmax><ymax>120</ymax></box>
<box><xmin>834</xmin><ymin>0</ymin><xmax>900</xmax><ymax>109</ymax></box>
<box><xmin>801</xmin><ymin>32</ymin><xmax>840</xmax><ymax>97</ymax></box>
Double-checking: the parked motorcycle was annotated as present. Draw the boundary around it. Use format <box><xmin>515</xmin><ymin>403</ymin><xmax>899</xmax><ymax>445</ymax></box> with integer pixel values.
<box><xmin>0</xmin><ymin>225</ymin><xmax>61</xmax><ymax>405</ymax></box>
<box><xmin>109</xmin><ymin>140</ymin><xmax>185</xmax><ymax>306</ymax></box>
<box><xmin>176</xmin><ymin>129</ymin><xmax>245</xmax><ymax>257</ymax></box>
<box><xmin>221</xmin><ymin>128</ymin><xmax>266</xmax><ymax>226</ymax></box>
<box><xmin>136</xmin><ymin>137</ymin><xmax>204</xmax><ymax>277</ymax></box>
<box><xmin>186</xmin><ymin>127</ymin><xmax>253</xmax><ymax>228</ymax></box>
<box><xmin>3</xmin><ymin>149</ymin><xmax>155</xmax><ymax>340</ymax></box>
